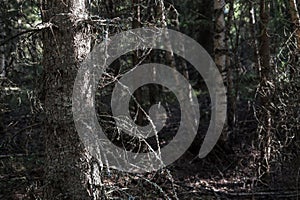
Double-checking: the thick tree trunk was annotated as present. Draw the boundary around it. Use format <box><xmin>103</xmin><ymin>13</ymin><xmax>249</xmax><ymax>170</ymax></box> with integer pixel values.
<box><xmin>41</xmin><ymin>0</ymin><xmax>102</xmax><ymax>199</ymax></box>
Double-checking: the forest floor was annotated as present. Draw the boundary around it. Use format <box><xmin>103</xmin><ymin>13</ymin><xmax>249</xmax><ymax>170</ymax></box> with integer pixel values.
<box><xmin>0</xmin><ymin>89</ymin><xmax>299</xmax><ymax>200</ymax></box>
<box><xmin>0</xmin><ymin>141</ymin><xmax>298</xmax><ymax>199</ymax></box>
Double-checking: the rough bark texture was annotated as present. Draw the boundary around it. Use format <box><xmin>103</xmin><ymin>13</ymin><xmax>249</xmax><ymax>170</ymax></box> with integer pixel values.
<box><xmin>41</xmin><ymin>0</ymin><xmax>102</xmax><ymax>199</ymax></box>
<box><xmin>214</xmin><ymin>0</ymin><xmax>226</xmax><ymax>79</ymax></box>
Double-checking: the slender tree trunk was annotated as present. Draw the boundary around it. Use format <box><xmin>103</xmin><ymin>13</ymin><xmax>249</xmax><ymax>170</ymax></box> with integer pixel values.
<box><xmin>260</xmin><ymin>0</ymin><xmax>271</xmax><ymax>77</ymax></box>
<box><xmin>225</xmin><ymin>0</ymin><xmax>236</xmax><ymax>131</ymax></box>
<box><xmin>249</xmin><ymin>1</ymin><xmax>261</xmax><ymax>76</ymax></box>
<box><xmin>214</xmin><ymin>0</ymin><xmax>228</xmax><ymax>141</ymax></box>
<box><xmin>41</xmin><ymin>0</ymin><xmax>102</xmax><ymax>199</ymax></box>
<box><xmin>156</xmin><ymin>0</ymin><xmax>167</xmax><ymax>27</ymax></box>
<box><xmin>0</xmin><ymin>25</ymin><xmax>5</xmax><ymax>77</ymax></box>
<box><xmin>156</xmin><ymin>0</ymin><xmax>176</xmax><ymax>69</ymax></box>
<box><xmin>132</xmin><ymin>0</ymin><xmax>144</xmax><ymax>125</ymax></box>
<box><xmin>149</xmin><ymin>0</ymin><xmax>168</xmax><ymax>105</ymax></box>
<box><xmin>289</xmin><ymin>0</ymin><xmax>300</xmax><ymax>50</ymax></box>
<box><xmin>214</xmin><ymin>0</ymin><xmax>226</xmax><ymax>78</ymax></box>
<box><xmin>0</xmin><ymin>46</ymin><xmax>5</xmax><ymax>78</ymax></box>
<box><xmin>288</xmin><ymin>0</ymin><xmax>300</xmax><ymax>80</ymax></box>
<box><xmin>258</xmin><ymin>0</ymin><xmax>272</xmax><ymax>175</ymax></box>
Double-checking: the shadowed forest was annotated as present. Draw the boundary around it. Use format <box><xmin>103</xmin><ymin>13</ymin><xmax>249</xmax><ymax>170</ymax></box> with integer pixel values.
<box><xmin>0</xmin><ymin>0</ymin><xmax>300</xmax><ymax>199</ymax></box>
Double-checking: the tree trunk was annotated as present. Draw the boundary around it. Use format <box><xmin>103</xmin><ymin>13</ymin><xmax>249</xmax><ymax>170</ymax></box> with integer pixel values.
<box><xmin>289</xmin><ymin>0</ymin><xmax>300</xmax><ymax>51</ymax></box>
<box><xmin>214</xmin><ymin>0</ymin><xmax>228</xmax><ymax>141</ymax></box>
<box><xmin>41</xmin><ymin>0</ymin><xmax>102</xmax><ymax>199</ymax></box>
<box><xmin>0</xmin><ymin>25</ymin><xmax>5</xmax><ymax>77</ymax></box>
<box><xmin>258</xmin><ymin>0</ymin><xmax>272</xmax><ymax>175</ymax></box>
<box><xmin>225</xmin><ymin>0</ymin><xmax>236</xmax><ymax>131</ymax></box>
<box><xmin>249</xmin><ymin>1</ymin><xmax>261</xmax><ymax>76</ymax></box>
<box><xmin>260</xmin><ymin>0</ymin><xmax>271</xmax><ymax>78</ymax></box>
<box><xmin>132</xmin><ymin>0</ymin><xmax>144</xmax><ymax>125</ymax></box>
<box><xmin>214</xmin><ymin>0</ymin><xmax>226</xmax><ymax>78</ymax></box>
<box><xmin>0</xmin><ymin>45</ymin><xmax>5</xmax><ymax>78</ymax></box>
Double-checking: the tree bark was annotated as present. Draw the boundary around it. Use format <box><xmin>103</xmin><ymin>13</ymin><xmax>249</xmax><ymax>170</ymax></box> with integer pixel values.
<box><xmin>259</xmin><ymin>0</ymin><xmax>271</xmax><ymax>78</ymax></box>
<box><xmin>214</xmin><ymin>0</ymin><xmax>228</xmax><ymax>141</ymax></box>
<box><xmin>225</xmin><ymin>0</ymin><xmax>236</xmax><ymax>131</ymax></box>
<box><xmin>41</xmin><ymin>0</ymin><xmax>102</xmax><ymax>199</ymax></box>
<box><xmin>214</xmin><ymin>0</ymin><xmax>226</xmax><ymax>79</ymax></box>
<box><xmin>289</xmin><ymin>0</ymin><xmax>300</xmax><ymax>51</ymax></box>
<box><xmin>132</xmin><ymin>0</ymin><xmax>144</xmax><ymax>125</ymax></box>
<box><xmin>0</xmin><ymin>24</ymin><xmax>5</xmax><ymax>77</ymax></box>
<box><xmin>258</xmin><ymin>0</ymin><xmax>272</xmax><ymax>175</ymax></box>
<box><xmin>249</xmin><ymin>1</ymin><xmax>261</xmax><ymax>76</ymax></box>
<box><xmin>0</xmin><ymin>45</ymin><xmax>5</xmax><ymax>77</ymax></box>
